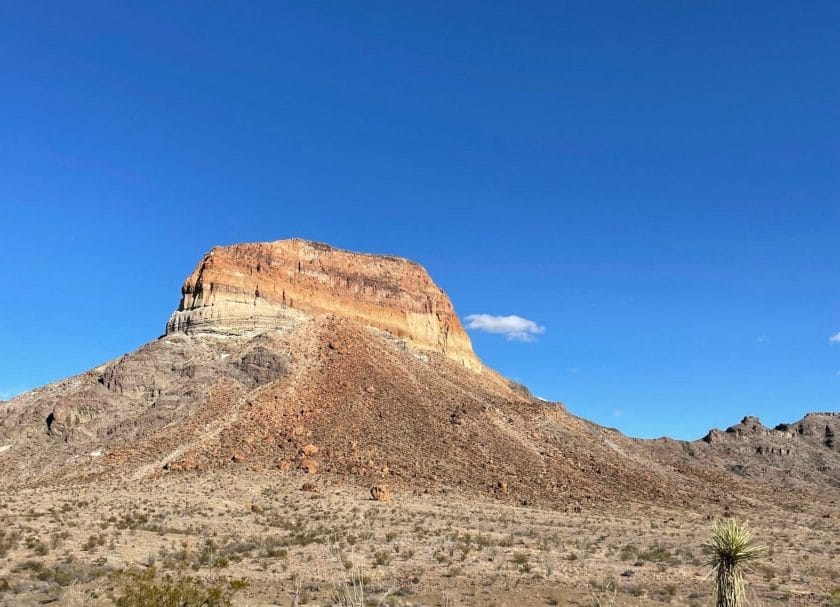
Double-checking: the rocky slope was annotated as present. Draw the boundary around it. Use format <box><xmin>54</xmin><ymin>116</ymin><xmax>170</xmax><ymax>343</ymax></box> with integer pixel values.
<box><xmin>625</xmin><ymin>413</ymin><xmax>840</xmax><ymax>492</ymax></box>
<box><xmin>0</xmin><ymin>239</ymin><xmax>837</xmax><ymax>514</ymax></box>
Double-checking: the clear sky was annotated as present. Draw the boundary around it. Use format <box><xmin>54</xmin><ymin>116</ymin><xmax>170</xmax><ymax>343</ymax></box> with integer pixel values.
<box><xmin>1</xmin><ymin>2</ymin><xmax>838</xmax><ymax>439</ymax></box>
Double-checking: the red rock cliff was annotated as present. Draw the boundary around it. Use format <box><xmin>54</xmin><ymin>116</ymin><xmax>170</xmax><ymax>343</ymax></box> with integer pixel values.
<box><xmin>166</xmin><ymin>239</ymin><xmax>482</xmax><ymax>371</ymax></box>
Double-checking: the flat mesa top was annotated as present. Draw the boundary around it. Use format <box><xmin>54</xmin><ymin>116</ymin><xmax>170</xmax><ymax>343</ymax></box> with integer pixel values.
<box><xmin>210</xmin><ymin>238</ymin><xmax>424</xmax><ymax>268</ymax></box>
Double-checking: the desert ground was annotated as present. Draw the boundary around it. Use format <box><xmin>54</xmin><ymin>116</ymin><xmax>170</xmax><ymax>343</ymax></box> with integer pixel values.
<box><xmin>1</xmin><ymin>470</ymin><xmax>837</xmax><ymax>607</ymax></box>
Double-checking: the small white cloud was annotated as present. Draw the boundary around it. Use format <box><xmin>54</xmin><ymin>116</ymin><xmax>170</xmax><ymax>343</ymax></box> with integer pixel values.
<box><xmin>613</xmin><ymin>409</ymin><xmax>624</xmax><ymax>418</ymax></box>
<box><xmin>830</xmin><ymin>331</ymin><xmax>840</xmax><ymax>344</ymax></box>
<box><xmin>464</xmin><ymin>314</ymin><xmax>546</xmax><ymax>342</ymax></box>
<box><xmin>756</xmin><ymin>335</ymin><xmax>768</xmax><ymax>343</ymax></box>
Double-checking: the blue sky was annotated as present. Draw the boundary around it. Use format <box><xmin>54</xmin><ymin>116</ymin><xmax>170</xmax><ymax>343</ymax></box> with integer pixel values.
<box><xmin>1</xmin><ymin>1</ymin><xmax>838</xmax><ymax>439</ymax></box>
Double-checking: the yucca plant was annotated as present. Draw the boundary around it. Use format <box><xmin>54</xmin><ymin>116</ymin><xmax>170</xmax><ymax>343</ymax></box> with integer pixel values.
<box><xmin>706</xmin><ymin>519</ymin><xmax>764</xmax><ymax>607</ymax></box>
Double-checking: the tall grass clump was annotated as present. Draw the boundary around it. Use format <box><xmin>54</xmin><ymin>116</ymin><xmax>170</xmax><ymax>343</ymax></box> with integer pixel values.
<box><xmin>706</xmin><ymin>519</ymin><xmax>764</xmax><ymax>607</ymax></box>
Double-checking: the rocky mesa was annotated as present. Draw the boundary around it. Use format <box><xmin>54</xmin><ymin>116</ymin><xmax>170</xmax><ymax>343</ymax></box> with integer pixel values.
<box><xmin>165</xmin><ymin>239</ymin><xmax>482</xmax><ymax>371</ymax></box>
<box><xmin>0</xmin><ymin>238</ymin><xmax>837</xmax><ymax>514</ymax></box>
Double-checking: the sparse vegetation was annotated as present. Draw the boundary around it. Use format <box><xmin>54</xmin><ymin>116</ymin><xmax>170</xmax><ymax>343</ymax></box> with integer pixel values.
<box><xmin>0</xmin><ymin>474</ymin><xmax>835</xmax><ymax>605</ymax></box>
<box><xmin>114</xmin><ymin>568</ymin><xmax>235</xmax><ymax>607</ymax></box>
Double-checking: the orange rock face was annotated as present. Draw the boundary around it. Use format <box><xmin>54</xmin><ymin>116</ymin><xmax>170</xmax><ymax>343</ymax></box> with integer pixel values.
<box><xmin>166</xmin><ymin>239</ymin><xmax>482</xmax><ymax>371</ymax></box>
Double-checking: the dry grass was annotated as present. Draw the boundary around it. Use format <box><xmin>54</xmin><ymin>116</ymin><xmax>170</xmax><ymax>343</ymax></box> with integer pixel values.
<box><xmin>0</xmin><ymin>470</ymin><xmax>837</xmax><ymax>606</ymax></box>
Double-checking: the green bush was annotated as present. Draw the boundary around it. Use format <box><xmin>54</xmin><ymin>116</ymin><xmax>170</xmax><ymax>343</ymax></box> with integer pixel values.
<box><xmin>114</xmin><ymin>568</ymin><xmax>234</xmax><ymax>607</ymax></box>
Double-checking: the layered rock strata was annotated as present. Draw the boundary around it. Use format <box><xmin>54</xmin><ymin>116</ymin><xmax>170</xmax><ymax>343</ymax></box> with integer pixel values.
<box><xmin>166</xmin><ymin>239</ymin><xmax>482</xmax><ymax>371</ymax></box>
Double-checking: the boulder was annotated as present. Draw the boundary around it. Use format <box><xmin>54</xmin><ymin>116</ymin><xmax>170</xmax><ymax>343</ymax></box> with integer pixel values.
<box><xmin>301</xmin><ymin>444</ymin><xmax>319</xmax><ymax>457</ymax></box>
<box><xmin>370</xmin><ymin>484</ymin><xmax>391</xmax><ymax>501</ymax></box>
<box><xmin>300</xmin><ymin>458</ymin><xmax>319</xmax><ymax>474</ymax></box>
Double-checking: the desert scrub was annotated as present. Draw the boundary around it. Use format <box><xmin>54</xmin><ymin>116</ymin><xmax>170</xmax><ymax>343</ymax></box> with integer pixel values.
<box><xmin>372</xmin><ymin>549</ymin><xmax>391</xmax><ymax>567</ymax></box>
<box><xmin>705</xmin><ymin>520</ymin><xmax>764</xmax><ymax>607</ymax></box>
<box><xmin>639</xmin><ymin>545</ymin><xmax>680</xmax><ymax>566</ymax></box>
<box><xmin>588</xmin><ymin>578</ymin><xmax>618</xmax><ymax>607</ymax></box>
<box><xmin>0</xmin><ymin>528</ymin><xmax>21</xmax><ymax>557</ymax></box>
<box><xmin>13</xmin><ymin>560</ymin><xmax>112</xmax><ymax>587</ymax></box>
<box><xmin>81</xmin><ymin>533</ymin><xmax>107</xmax><ymax>551</ymax></box>
<box><xmin>512</xmin><ymin>552</ymin><xmax>531</xmax><ymax>573</ymax></box>
<box><xmin>113</xmin><ymin>567</ymin><xmax>236</xmax><ymax>607</ymax></box>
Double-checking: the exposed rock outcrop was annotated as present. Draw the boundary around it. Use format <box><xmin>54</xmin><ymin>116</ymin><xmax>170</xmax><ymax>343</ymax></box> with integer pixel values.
<box><xmin>166</xmin><ymin>239</ymin><xmax>481</xmax><ymax>371</ymax></box>
<box><xmin>635</xmin><ymin>411</ymin><xmax>840</xmax><ymax>489</ymax></box>
<box><xmin>701</xmin><ymin>413</ymin><xmax>840</xmax><ymax>455</ymax></box>
<box><xmin>776</xmin><ymin>412</ymin><xmax>840</xmax><ymax>452</ymax></box>
<box><xmin>370</xmin><ymin>484</ymin><xmax>391</xmax><ymax>501</ymax></box>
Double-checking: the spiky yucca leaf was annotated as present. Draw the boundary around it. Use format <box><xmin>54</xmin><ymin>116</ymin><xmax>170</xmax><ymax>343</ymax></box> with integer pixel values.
<box><xmin>705</xmin><ymin>519</ymin><xmax>764</xmax><ymax>607</ymax></box>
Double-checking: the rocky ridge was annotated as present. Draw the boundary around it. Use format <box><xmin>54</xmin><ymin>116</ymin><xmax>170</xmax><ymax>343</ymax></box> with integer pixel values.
<box><xmin>703</xmin><ymin>413</ymin><xmax>839</xmax><ymax>453</ymax></box>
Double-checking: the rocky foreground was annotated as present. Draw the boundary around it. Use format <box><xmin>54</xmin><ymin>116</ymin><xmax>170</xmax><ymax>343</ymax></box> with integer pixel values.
<box><xmin>1</xmin><ymin>469</ymin><xmax>838</xmax><ymax>607</ymax></box>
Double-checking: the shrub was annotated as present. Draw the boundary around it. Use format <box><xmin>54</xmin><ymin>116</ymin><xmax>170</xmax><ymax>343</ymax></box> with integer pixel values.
<box><xmin>114</xmin><ymin>568</ymin><xmax>234</xmax><ymax>607</ymax></box>
<box><xmin>512</xmin><ymin>552</ymin><xmax>531</xmax><ymax>573</ymax></box>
